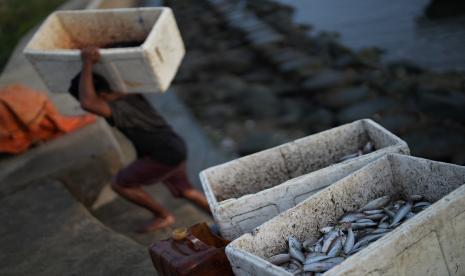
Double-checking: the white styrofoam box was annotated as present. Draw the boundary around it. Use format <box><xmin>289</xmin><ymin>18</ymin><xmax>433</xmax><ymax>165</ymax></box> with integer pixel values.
<box><xmin>200</xmin><ymin>119</ymin><xmax>409</xmax><ymax>240</ymax></box>
<box><xmin>226</xmin><ymin>154</ymin><xmax>465</xmax><ymax>276</ymax></box>
<box><xmin>24</xmin><ymin>7</ymin><xmax>185</xmax><ymax>94</ymax></box>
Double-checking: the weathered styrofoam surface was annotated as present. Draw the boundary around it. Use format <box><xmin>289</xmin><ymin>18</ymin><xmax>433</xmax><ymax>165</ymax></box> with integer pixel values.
<box><xmin>226</xmin><ymin>154</ymin><xmax>465</xmax><ymax>276</ymax></box>
<box><xmin>24</xmin><ymin>8</ymin><xmax>185</xmax><ymax>94</ymax></box>
<box><xmin>86</xmin><ymin>0</ymin><xmax>139</xmax><ymax>9</ymax></box>
<box><xmin>200</xmin><ymin>119</ymin><xmax>409</xmax><ymax>240</ymax></box>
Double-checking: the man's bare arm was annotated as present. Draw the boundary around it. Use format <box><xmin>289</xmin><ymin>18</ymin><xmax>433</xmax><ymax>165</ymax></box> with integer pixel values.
<box><xmin>79</xmin><ymin>47</ymin><xmax>112</xmax><ymax>118</ymax></box>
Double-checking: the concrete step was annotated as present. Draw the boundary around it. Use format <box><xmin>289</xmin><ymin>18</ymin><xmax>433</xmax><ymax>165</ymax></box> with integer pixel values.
<box><xmin>93</xmin><ymin>182</ymin><xmax>213</xmax><ymax>246</ymax></box>
<box><xmin>0</xmin><ymin>180</ymin><xmax>154</xmax><ymax>276</ymax></box>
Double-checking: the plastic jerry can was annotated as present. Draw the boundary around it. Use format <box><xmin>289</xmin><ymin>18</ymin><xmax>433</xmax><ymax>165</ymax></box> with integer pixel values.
<box><xmin>149</xmin><ymin>223</ymin><xmax>234</xmax><ymax>276</ymax></box>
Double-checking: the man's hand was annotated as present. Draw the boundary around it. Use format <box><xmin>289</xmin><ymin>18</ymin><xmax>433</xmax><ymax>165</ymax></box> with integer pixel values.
<box><xmin>81</xmin><ymin>46</ymin><xmax>100</xmax><ymax>64</ymax></box>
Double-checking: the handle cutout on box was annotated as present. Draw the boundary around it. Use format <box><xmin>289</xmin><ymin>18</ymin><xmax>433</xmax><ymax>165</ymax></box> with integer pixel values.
<box><xmin>155</xmin><ymin>47</ymin><xmax>164</xmax><ymax>64</ymax></box>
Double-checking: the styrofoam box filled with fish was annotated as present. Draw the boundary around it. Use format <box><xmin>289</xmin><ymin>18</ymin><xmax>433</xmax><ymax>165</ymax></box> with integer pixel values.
<box><xmin>226</xmin><ymin>153</ymin><xmax>465</xmax><ymax>276</ymax></box>
<box><xmin>24</xmin><ymin>7</ymin><xmax>185</xmax><ymax>94</ymax></box>
<box><xmin>200</xmin><ymin>119</ymin><xmax>409</xmax><ymax>240</ymax></box>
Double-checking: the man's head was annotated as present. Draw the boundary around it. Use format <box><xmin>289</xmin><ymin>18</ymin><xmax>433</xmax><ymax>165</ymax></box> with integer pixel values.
<box><xmin>68</xmin><ymin>73</ymin><xmax>124</xmax><ymax>101</ymax></box>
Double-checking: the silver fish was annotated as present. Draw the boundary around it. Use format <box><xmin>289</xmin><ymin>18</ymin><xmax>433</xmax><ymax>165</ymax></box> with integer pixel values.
<box><xmin>352</xmin><ymin>233</ymin><xmax>385</xmax><ymax>251</ymax></box>
<box><xmin>414</xmin><ymin>201</ymin><xmax>431</xmax><ymax>208</ymax></box>
<box><xmin>355</xmin><ymin>219</ymin><xmax>375</xmax><ymax>224</ymax></box>
<box><xmin>371</xmin><ymin>228</ymin><xmax>391</xmax><ymax>234</ymax></box>
<box><xmin>320</xmin><ymin>226</ymin><xmax>334</xmax><ymax>234</ymax></box>
<box><xmin>323</xmin><ymin>257</ymin><xmax>345</xmax><ymax>264</ymax></box>
<box><xmin>322</xmin><ymin>230</ymin><xmax>340</xmax><ymax>253</ymax></box>
<box><xmin>304</xmin><ymin>255</ymin><xmax>331</xmax><ymax>265</ymax></box>
<box><xmin>366</xmin><ymin>213</ymin><xmax>385</xmax><ymax>220</ymax></box>
<box><xmin>339</xmin><ymin>212</ymin><xmax>366</xmax><ymax>223</ymax></box>
<box><xmin>379</xmin><ymin>215</ymin><xmax>389</xmax><ymax>223</ymax></box>
<box><xmin>343</xmin><ymin>228</ymin><xmax>354</xmax><ymax>254</ymax></box>
<box><xmin>327</xmin><ymin>236</ymin><xmax>343</xmax><ymax>257</ymax></box>
<box><xmin>289</xmin><ymin>236</ymin><xmax>305</xmax><ymax>263</ymax></box>
<box><xmin>303</xmin><ymin>261</ymin><xmax>338</xmax><ymax>272</ymax></box>
<box><xmin>339</xmin><ymin>153</ymin><xmax>359</xmax><ymax>162</ymax></box>
<box><xmin>269</xmin><ymin>253</ymin><xmax>291</xmax><ymax>265</ymax></box>
<box><xmin>359</xmin><ymin>195</ymin><xmax>391</xmax><ymax>211</ymax></box>
<box><xmin>390</xmin><ymin>202</ymin><xmax>412</xmax><ymax>226</ymax></box>
<box><xmin>362</xmin><ymin>141</ymin><xmax>374</xmax><ymax>154</ymax></box>
<box><xmin>352</xmin><ymin>222</ymin><xmax>377</xmax><ymax>230</ymax></box>
<box><xmin>383</xmin><ymin>208</ymin><xmax>396</xmax><ymax>218</ymax></box>
<box><xmin>363</xmin><ymin>209</ymin><xmax>383</xmax><ymax>215</ymax></box>
<box><xmin>378</xmin><ymin>222</ymin><xmax>389</xmax><ymax>229</ymax></box>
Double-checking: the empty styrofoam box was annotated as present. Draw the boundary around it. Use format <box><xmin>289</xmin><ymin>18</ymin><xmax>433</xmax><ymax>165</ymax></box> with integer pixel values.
<box><xmin>200</xmin><ymin>119</ymin><xmax>409</xmax><ymax>240</ymax></box>
<box><xmin>226</xmin><ymin>154</ymin><xmax>465</xmax><ymax>276</ymax></box>
<box><xmin>24</xmin><ymin>8</ymin><xmax>185</xmax><ymax>94</ymax></box>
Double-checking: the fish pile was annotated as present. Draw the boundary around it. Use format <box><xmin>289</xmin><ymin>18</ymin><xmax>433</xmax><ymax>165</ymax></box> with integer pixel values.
<box><xmin>338</xmin><ymin>141</ymin><xmax>374</xmax><ymax>163</ymax></box>
<box><xmin>267</xmin><ymin>195</ymin><xmax>432</xmax><ymax>275</ymax></box>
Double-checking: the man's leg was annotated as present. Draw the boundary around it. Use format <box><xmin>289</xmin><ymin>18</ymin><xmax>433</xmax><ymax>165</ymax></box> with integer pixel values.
<box><xmin>181</xmin><ymin>188</ymin><xmax>211</xmax><ymax>214</ymax></box>
<box><xmin>111</xmin><ymin>183</ymin><xmax>175</xmax><ymax>232</ymax></box>
<box><xmin>164</xmin><ymin>163</ymin><xmax>211</xmax><ymax>214</ymax></box>
<box><xmin>111</xmin><ymin>158</ymin><xmax>179</xmax><ymax>232</ymax></box>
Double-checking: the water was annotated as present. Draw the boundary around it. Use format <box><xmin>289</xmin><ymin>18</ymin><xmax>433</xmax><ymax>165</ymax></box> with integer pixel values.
<box><xmin>276</xmin><ymin>0</ymin><xmax>465</xmax><ymax>72</ymax></box>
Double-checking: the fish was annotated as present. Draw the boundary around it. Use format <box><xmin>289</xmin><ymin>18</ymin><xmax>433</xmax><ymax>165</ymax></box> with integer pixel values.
<box><xmin>378</xmin><ymin>222</ymin><xmax>389</xmax><ymax>229</ymax></box>
<box><xmin>363</xmin><ymin>209</ymin><xmax>383</xmax><ymax>215</ymax></box>
<box><xmin>351</xmin><ymin>222</ymin><xmax>378</xmax><ymax>230</ymax></box>
<box><xmin>323</xmin><ymin>257</ymin><xmax>345</xmax><ymax>264</ymax></box>
<box><xmin>343</xmin><ymin>228</ymin><xmax>354</xmax><ymax>254</ymax></box>
<box><xmin>366</xmin><ymin>213</ymin><xmax>385</xmax><ymax>220</ymax></box>
<box><xmin>352</xmin><ymin>233</ymin><xmax>385</xmax><ymax>251</ymax></box>
<box><xmin>304</xmin><ymin>255</ymin><xmax>331</xmax><ymax>265</ymax></box>
<box><xmin>320</xmin><ymin>226</ymin><xmax>334</xmax><ymax>234</ymax></box>
<box><xmin>339</xmin><ymin>153</ymin><xmax>359</xmax><ymax>162</ymax></box>
<box><xmin>359</xmin><ymin>196</ymin><xmax>391</xmax><ymax>211</ymax></box>
<box><xmin>339</xmin><ymin>212</ymin><xmax>366</xmax><ymax>223</ymax></box>
<box><xmin>362</xmin><ymin>141</ymin><xmax>374</xmax><ymax>154</ymax></box>
<box><xmin>355</xmin><ymin>219</ymin><xmax>375</xmax><ymax>224</ymax></box>
<box><xmin>289</xmin><ymin>235</ymin><xmax>305</xmax><ymax>263</ymax></box>
<box><xmin>371</xmin><ymin>228</ymin><xmax>391</xmax><ymax>234</ymax></box>
<box><xmin>269</xmin><ymin>253</ymin><xmax>291</xmax><ymax>265</ymax></box>
<box><xmin>383</xmin><ymin>208</ymin><xmax>396</xmax><ymax>218</ymax></box>
<box><xmin>321</xmin><ymin>230</ymin><xmax>340</xmax><ymax>253</ymax></box>
<box><xmin>327</xmin><ymin>236</ymin><xmax>343</xmax><ymax>257</ymax></box>
<box><xmin>303</xmin><ymin>261</ymin><xmax>338</xmax><ymax>272</ymax></box>
<box><xmin>390</xmin><ymin>202</ymin><xmax>412</xmax><ymax>226</ymax></box>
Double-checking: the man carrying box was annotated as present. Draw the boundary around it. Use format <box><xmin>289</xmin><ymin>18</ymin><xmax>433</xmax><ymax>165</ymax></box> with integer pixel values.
<box><xmin>69</xmin><ymin>46</ymin><xmax>210</xmax><ymax>233</ymax></box>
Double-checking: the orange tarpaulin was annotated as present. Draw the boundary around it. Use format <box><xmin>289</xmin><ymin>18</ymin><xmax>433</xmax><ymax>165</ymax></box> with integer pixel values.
<box><xmin>0</xmin><ymin>84</ymin><xmax>96</xmax><ymax>154</ymax></box>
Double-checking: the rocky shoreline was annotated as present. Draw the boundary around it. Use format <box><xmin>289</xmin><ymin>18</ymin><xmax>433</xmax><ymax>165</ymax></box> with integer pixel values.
<box><xmin>164</xmin><ymin>0</ymin><xmax>465</xmax><ymax>164</ymax></box>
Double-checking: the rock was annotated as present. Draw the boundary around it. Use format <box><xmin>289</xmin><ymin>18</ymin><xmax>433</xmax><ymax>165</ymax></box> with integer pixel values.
<box><xmin>417</xmin><ymin>89</ymin><xmax>465</xmax><ymax>122</ymax></box>
<box><xmin>0</xmin><ymin>180</ymin><xmax>153</xmax><ymax>276</ymax></box>
<box><xmin>238</xmin><ymin>131</ymin><xmax>288</xmax><ymax>156</ymax></box>
<box><xmin>301</xmin><ymin>70</ymin><xmax>346</xmax><ymax>91</ymax></box>
<box><xmin>238</xmin><ymin>84</ymin><xmax>281</xmax><ymax>118</ymax></box>
<box><xmin>372</xmin><ymin>113</ymin><xmax>417</xmax><ymax>134</ymax></box>
<box><xmin>403</xmin><ymin>127</ymin><xmax>465</xmax><ymax>161</ymax></box>
<box><xmin>316</xmin><ymin>85</ymin><xmax>370</xmax><ymax>108</ymax></box>
<box><xmin>302</xmin><ymin>107</ymin><xmax>335</xmax><ymax>132</ymax></box>
<box><xmin>336</xmin><ymin>98</ymin><xmax>396</xmax><ymax>123</ymax></box>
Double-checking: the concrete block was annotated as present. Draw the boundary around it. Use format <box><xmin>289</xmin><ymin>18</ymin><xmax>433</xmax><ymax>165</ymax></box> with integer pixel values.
<box><xmin>200</xmin><ymin>119</ymin><xmax>409</xmax><ymax>240</ymax></box>
<box><xmin>226</xmin><ymin>154</ymin><xmax>465</xmax><ymax>275</ymax></box>
<box><xmin>24</xmin><ymin>7</ymin><xmax>185</xmax><ymax>94</ymax></box>
<box><xmin>0</xmin><ymin>179</ymin><xmax>153</xmax><ymax>275</ymax></box>
<box><xmin>0</xmin><ymin>120</ymin><xmax>124</xmax><ymax>207</ymax></box>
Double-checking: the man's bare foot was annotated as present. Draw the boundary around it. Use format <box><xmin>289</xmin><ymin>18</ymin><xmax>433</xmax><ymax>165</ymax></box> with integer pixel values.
<box><xmin>137</xmin><ymin>215</ymin><xmax>175</xmax><ymax>233</ymax></box>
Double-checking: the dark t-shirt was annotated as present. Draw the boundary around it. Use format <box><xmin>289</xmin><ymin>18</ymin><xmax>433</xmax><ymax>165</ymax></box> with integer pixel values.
<box><xmin>107</xmin><ymin>94</ymin><xmax>187</xmax><ymax>166</ymax></box>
